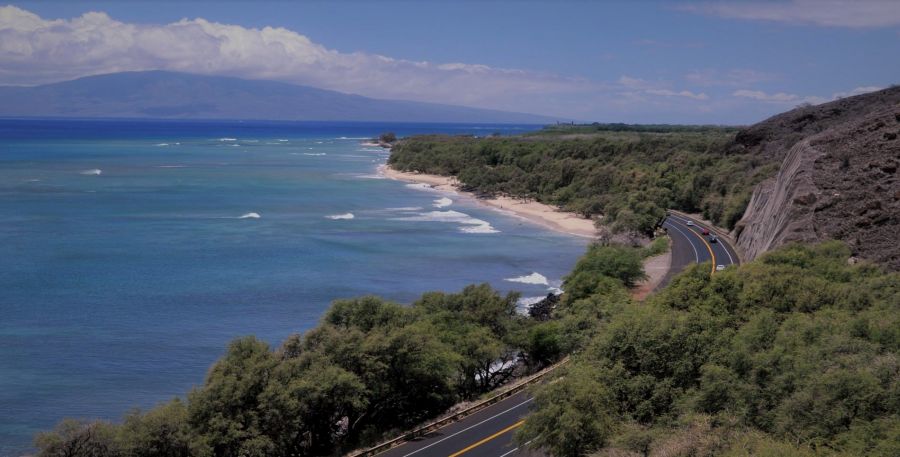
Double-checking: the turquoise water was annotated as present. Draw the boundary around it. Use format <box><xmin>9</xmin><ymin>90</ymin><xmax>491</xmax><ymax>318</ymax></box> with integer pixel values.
<box><xmin>0</xmin><ymin>120</ymin><xmax>588</xmax><ymax>455</ymax></box>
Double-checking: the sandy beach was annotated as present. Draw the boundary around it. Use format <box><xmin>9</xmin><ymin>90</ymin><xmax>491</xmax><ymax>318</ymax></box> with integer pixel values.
<box><xmin>380</xmin><ymin>165</ymin><xmax>598</xmax><ymax>238</ymax></box>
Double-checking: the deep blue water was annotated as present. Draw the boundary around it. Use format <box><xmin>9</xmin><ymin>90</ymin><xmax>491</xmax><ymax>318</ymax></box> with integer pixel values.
<box><xmin>0</xmin><ymin>119</ymin><xmax>588</xmax><ymax>456</ymax></box>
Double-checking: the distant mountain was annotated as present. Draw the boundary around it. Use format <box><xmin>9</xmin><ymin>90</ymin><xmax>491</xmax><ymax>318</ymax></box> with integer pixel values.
<box><xmin>0</xmin><ymin>71</ymin><xmax>563</xmax><ymax>124</ymax></box>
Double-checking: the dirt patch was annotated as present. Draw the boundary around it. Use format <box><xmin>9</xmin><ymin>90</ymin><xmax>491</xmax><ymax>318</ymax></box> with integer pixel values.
<box><xmin>632</xmin><ymin>241</ymin><xmax>672</xmax><ymax>301</ymax></box>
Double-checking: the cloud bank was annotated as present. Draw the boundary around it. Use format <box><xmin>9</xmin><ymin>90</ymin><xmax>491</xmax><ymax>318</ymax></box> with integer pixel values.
<box><xmin>681</xmin><ymin>0</ymin><xmax>900</xmax><ymax>28</ymax></box>
<box><xmin>0</xmin><ymin>5</ymin><xmax>587</xmax><ymax>111</ymax></box>
<box><xmin>733</xmin><ymin>86</ymin><xmax>883</xmax><ymax>105</ymax></box>
<box><xmin>0</xmin><ymin>5</ymin><xmax>719</xmax><ymax>119</ymax></box>
<box><xmin>0</xmin><ymin>5</ymin><xmax>889</xmax><ymax>123</ymax></box>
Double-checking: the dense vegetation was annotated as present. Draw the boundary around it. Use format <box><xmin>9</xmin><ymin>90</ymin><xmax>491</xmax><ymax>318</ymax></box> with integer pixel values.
<box><xmin>536</xmin><ymin>123</ymin><xmax>741</xmax><ymax>135</ymax></box>
<box><xmin>517</xmin><ymin>241</ymin><xmax>900</xmax><ymax>456</ymax></box>
<box><xmin>388</xmin><ymin>124</ymin><xmax>778</xmax><ymax>236</ymax></box>
<box><xmin>34</xmin><ymin>243</ymin><xmax>650</xmax><ymax>457</ymax></box>
<box><xmin>35</xmin><ymin>285</ymin><xmax>534</xmax><ymax>456</ymax></box>
<box><xmin>36</xmin><ymin>230</ymin><xmax>897</xmax><ymax>456</ymax></box>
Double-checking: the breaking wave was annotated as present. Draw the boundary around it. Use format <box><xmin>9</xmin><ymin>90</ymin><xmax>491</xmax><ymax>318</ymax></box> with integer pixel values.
<box><xmin>326</xmin><ymin>213</ymin><xmax>355</xmax><ymax>220</ymax></box>
<box><xmin>405</xmin><ymin>183</ymin><xmax>439</xmax><ymax>192</ymax></box>
<box><xmin>239</xmin><ymin>212</ymin><xmax>261</xmax><ymax>219</ymax></box>
<box><xmin>80</xmin><ymin>169</ymin><xmax>102</xmax><ymax>176</ymax></box>
<box><xmin>505</xmin><ymin>272</ymin><xmax>550</xmax><ymax>286</ymax></box>
<box><xmin>394</xmin><ymin>210</ymin><xmax>498</xmax><ymax>234</ymax></box>
<box><xmin>433</xmin><ymin>197</ymin><xmax>453</xmax><ymax>208</ymax></box>
<box><xmin>518</xmin><ymin>296</ymin><xmax>547</xmax><ymax>307</ymax></box>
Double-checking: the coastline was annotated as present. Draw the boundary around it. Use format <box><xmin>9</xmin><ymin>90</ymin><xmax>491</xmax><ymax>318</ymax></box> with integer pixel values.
<box><xmin>379</xmin><ymin>164</ymin><xmax>598</xmax><ymax>239</ymax></box>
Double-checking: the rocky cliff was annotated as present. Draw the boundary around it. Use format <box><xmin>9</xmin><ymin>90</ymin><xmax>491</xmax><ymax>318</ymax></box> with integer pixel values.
<box><xmin>733</xmin><ymin>87</ymin><xmax>900</xmax><ymax>270</ymax></box>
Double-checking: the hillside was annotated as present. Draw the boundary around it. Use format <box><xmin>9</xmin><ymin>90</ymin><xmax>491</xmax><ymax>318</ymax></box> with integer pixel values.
<box><xmin>518</xmin><ymin>241</ymin><xmax>900</xmax><ymax>457</ymax></box>
<box><xmin>732</xmin><ymin>86</ymin><xmax>900</xmax><ymax>269</ymax></box>
<box><xmin>0</xmin><ymin>71</ymin><xmax>562</xmax><ymax>124</ymax></box>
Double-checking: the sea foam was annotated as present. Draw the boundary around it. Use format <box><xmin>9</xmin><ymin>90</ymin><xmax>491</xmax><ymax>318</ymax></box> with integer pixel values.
<box><xmin>326</xmin><ymin>213</ymin><xmax>354</xmax><ymax>220</ymax></box>
<box><xmin>404</xmin><ymin>183</ymin><xmax>440</xmax><ymax>193</ymax></box>
<box><xmin>433</xmin><ymin>197</ymin><xmax>453</xmax><ymax>208</ymax></box>
<box><xmin>518</xmin><ymin>296</ymin><xmax>547</xmax><ymax>307</ymax></box>
<box><xmin>516</xmin><ymin>295</ymin><xmax>548</xmax><ymax>314</ymax></box>
<box><xmin>394</xmin><ymin>210</ymin><xmax>498</xmax><ymax>234</ymax></box>
<box><xmin>505</xmin><ymin>272</ymin><xmax>550</xmax><ymax>286</ymax></box>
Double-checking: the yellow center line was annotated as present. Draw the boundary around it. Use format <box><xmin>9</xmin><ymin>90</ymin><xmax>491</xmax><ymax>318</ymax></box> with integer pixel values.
<box><xmin>672</xmin><ymin>218</ymin><xmax>717</xmax><ymax>274</ymax></box>
<box><xmin>700</xmin><ymin>235</ymin><xmax>717</xmax><ymax>275</ymax></box>
<box><xmin>447</xmin><ymin>420</ymin><xmax>525</xmax><ymax>457</ymax></box>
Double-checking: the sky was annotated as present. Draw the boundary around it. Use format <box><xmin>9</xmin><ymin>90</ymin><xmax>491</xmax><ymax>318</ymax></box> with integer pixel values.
<box><xmin>1</xmin><ymin>0</ymin><xmax>899</xmax><ymax>124</ymax></box>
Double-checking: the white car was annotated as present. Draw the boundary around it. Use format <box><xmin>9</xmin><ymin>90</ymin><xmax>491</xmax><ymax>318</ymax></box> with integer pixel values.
<box><xmin>716</xmin><ymin>264</ymin><xmax>726</xmax><ymax>271</ymax></box>
<box><xmin>686</xmin><ymin>220</ymin><xmax>694</xmax><ymax>226</ymax></box>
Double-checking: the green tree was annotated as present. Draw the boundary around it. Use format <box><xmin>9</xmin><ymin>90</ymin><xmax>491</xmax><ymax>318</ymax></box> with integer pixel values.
<box><xmin>119</xmin><ymin>400</ymin><xmax>193</xmax><ymax>457</ymax></box>
<box><xmin>188</xmin><ymin>336</ymin><xmax>277</xmax><ymax>457</ymax></box>
<box><xmin>35</xmin><ymin>419</ymin><xmax>121</xmax><ymax>457</ymax></box>
<box><xmin>258</xmin><ymin>360</ymin><xmax>367</xmax><ymax>455</ymax></box>
<box><xmin>564</xmin><ymin>243</ymin><xmax>647</xmax><ymax>289</ymax></box>
<box><xmin>516</xmin><ymin>365</ymin><xmax>616</xmax><ymax>457</ymax></box>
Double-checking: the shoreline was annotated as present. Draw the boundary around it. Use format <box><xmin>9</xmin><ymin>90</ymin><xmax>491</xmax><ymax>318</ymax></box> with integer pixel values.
<box><xmin>379</xmin><ymin>164</ymin><xmax>598</xmax><ymax>239</ymax></box>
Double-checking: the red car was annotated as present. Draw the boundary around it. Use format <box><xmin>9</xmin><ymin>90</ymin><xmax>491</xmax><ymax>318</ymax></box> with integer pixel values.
<box><xmin>701</xmin><ymin>228</ymin><xmax>710</xmax><ymax>235</ymax></box>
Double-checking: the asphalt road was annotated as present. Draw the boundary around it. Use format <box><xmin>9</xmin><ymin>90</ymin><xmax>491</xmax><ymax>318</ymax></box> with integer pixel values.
<box><xmin>373</xmin><ymin>214</ymin><xmax>741</xmax><ymax>457</ymax></box>
<box><xmin>659</xmin><ymin>213</ymin><xmax>740</xmax><ymax>289</ymax></box>
<box><xmin>378</xmin><ymin>391</ymin><xmax>540</xmax><ymax>457</ymax></box>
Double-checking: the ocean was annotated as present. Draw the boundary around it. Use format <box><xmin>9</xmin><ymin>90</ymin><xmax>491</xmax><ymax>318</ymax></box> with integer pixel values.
<box><xmin>0</xmin><ymin>119</ymin><xmax>588</xmax><ymax>456</ymax></box>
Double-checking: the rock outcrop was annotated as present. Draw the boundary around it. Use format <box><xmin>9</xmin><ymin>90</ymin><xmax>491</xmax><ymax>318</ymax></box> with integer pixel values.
<box><xmin>733</xmin><ymin>86</ymin><xmax>900</xmax><ymax>269</ymax></box>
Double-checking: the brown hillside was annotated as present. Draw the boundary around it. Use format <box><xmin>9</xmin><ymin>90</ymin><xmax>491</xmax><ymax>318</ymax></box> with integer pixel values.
<box><xmin>733</xmin><ymin>86</ymin><xmax>900</xmax><ymax>269</ymax></box>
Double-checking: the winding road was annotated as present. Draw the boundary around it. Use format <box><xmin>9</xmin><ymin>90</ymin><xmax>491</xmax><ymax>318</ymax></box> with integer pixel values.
<box><xmin>368</xmin><ymin>214</ymin><xmax>741</xmax><ymax>457</ymax></box>
<box><xmin>659</xmin><ymin>213</ymin><xmax>740</xmax><ymax>288</ymax></box>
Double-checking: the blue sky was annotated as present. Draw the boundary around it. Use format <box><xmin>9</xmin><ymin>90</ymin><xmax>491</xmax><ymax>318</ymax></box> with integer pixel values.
<box><xmin>2</xmin><ymin>1</ymin><xmax>899</xmax><ymax>123</ymax></box>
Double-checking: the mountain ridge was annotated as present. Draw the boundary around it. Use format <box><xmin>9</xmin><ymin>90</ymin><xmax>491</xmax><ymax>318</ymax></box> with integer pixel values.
<box><xmin>0</xmin><ymin>71</ymin><xmax>565</xmax><ymax>124</ymax></box>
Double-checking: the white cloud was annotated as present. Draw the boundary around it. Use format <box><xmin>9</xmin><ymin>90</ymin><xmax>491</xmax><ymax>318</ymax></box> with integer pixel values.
<box><xmin>618</xmin><ymin>75</ymin><xmax>708</xmax><ymax>100</ymax></box>
<box><xmin>733</xmin><ymin>89</ymin><xmax>808</xmax><ymax>103</ymax></box>
<box><xmin>680</xmin><ymin>0</ymin><xmax>900</xmax><ymax>28</ymax></box>
<box><xmin>0</xmin><ymin>5</ymin><xmax>589</xmax><ymax>113</ymax></box>
<box><xmin>685</xmin><ymin>69</ymin><xmax>776</xmax><ymax>87</ymax></box>
<box><xmin>733</xmin><ymin>86</ymin><xmax>883</xmax><ymax>105</ymax></box>
<box><xmin>634</xmin><ymin>38</ymin><xmax>705</xmax><ymax>48</ymax></box>
<box><xmin>0</xmin><ymin>5</ymin><xmax>884</xmax><ymax>124</ymax></box>
<box><xmin>645</xmin><ymin>89</ymin><xmax>709</xmax><ymax>100</ymax></box>
<box><xmin>617</xmin><ymin>75</ymin><xmax>653</xmax><ymax>89</ymax></box>
<box><xmin>832</xmin><ymin>86</ymin><xmax>884</xmax><ymax>99</ymax></box>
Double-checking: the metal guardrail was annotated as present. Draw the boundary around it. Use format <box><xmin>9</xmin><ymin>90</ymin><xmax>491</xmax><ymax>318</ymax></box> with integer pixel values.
<box><xmin>345</xmin><ymin>357</ymin><xmax>569</xmax><ymax>457</ymax></box>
